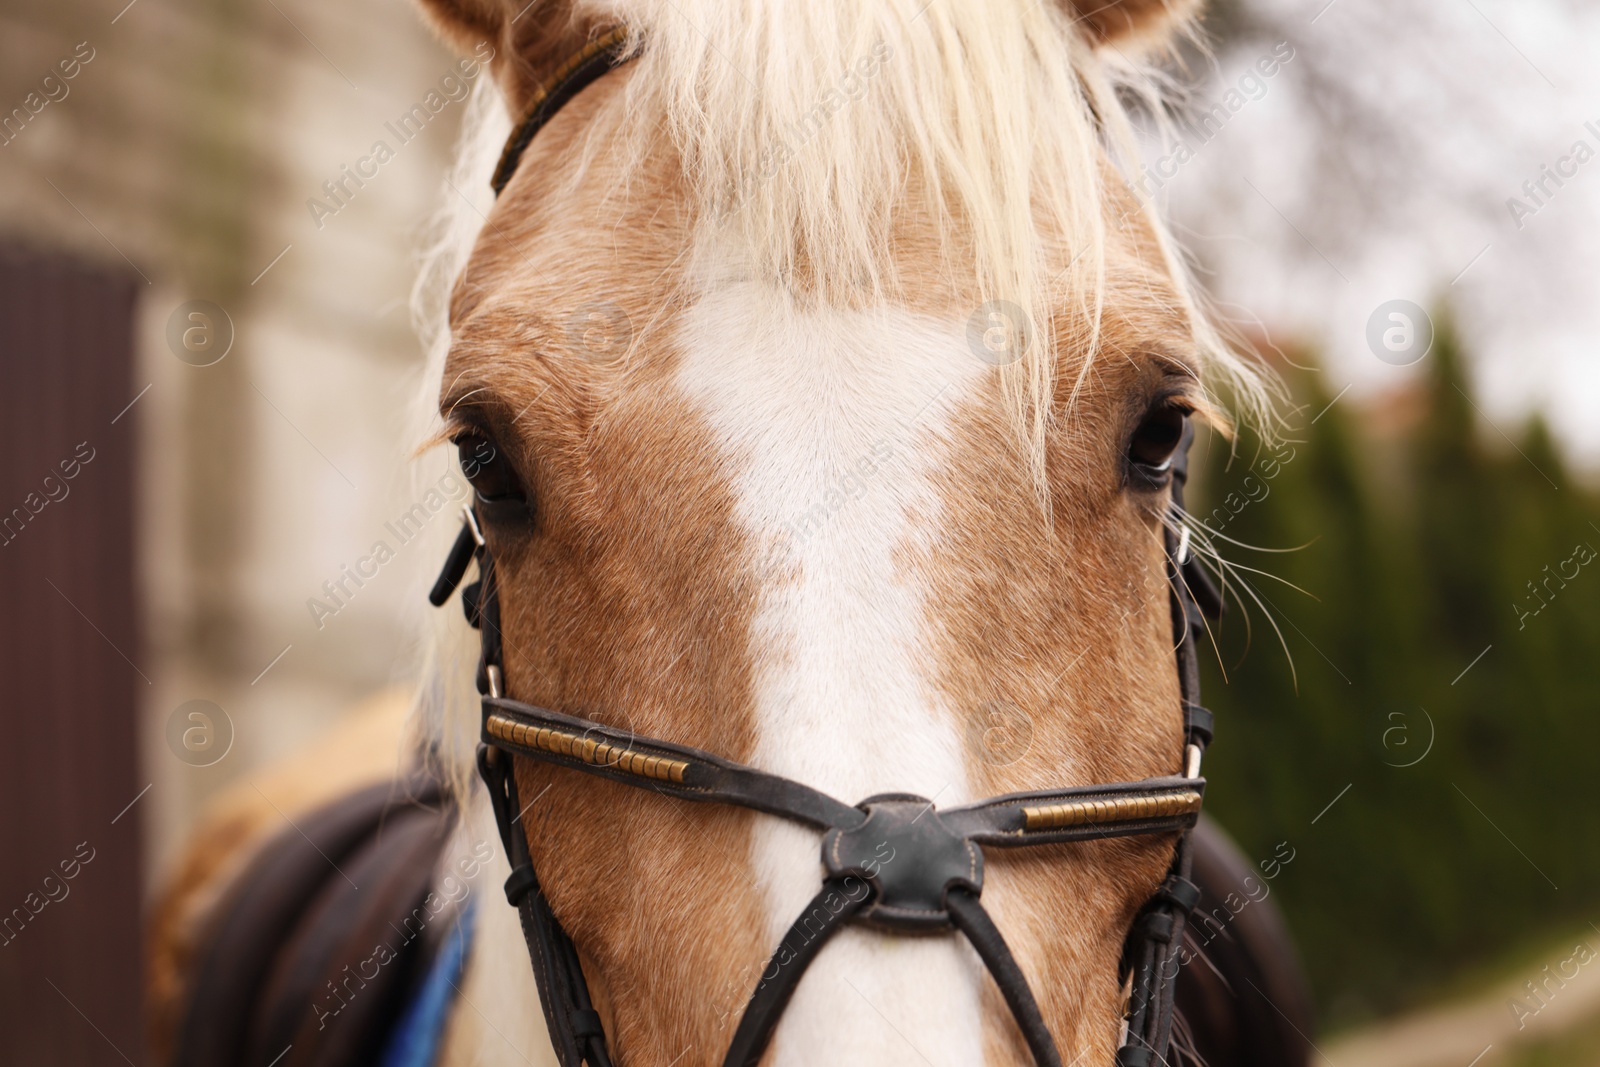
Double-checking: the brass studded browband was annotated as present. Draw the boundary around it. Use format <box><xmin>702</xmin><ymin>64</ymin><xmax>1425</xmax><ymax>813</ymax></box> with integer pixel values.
<box><xmin>1022</xmin><ymin>789</ymin><xmax>1204</xmax><ymax>832</ymax></box>
<box><xmin>485</xmin><ymin>713</ymin><xmax>688</xmax><ymax>784</ymax></box>
<box><xmin>439</xmin><ymin>31</ymin><xmax>1226</xmax><ymax>1067</ymax></box>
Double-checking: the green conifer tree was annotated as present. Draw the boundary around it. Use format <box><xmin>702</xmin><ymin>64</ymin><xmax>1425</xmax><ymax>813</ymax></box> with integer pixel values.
<box><xmin>1194</xmin><ymin>325</ymin><xmax>1600</xmax><ymax>1027</ymax></box>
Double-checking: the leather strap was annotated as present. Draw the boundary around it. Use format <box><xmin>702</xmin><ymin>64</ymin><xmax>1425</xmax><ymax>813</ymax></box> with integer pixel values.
<box><xmin>720</xmin><ymin>879</ymin><xmax>1070</xmax><ymax>1067</ymax></box>
<box><xmin>479</xmin><ymin>731</ymin><xmax>615</xmax><ymax>1067</ymax></box>
<box><xmin>435</xmin><ymin>451</ymin><xmax>1219</xmax><ymax>1067</ymax></box>
<box><xmin>1116</xmin><ymin>858</ymin><xmax>1201</xmax><ymax>1066</ymax></box>
<box><xmin>490</xmin><ymin>28</ymin><xmax>635</xmax><ymax>196</ymax></box>
<box><xmin>481</xmin><ymin>696</ymin><xmax>866</xmax><ymax>831</ymax></box>
<box><xmin>946</xmin><ymin>889</ymin><xmax>1063</xmax><ymax>1067</ymax></box>
<box><xmin>721</xmin><ymin>878</ymin><xmax>870</xmax><ymax>1067</ymax></box>
<box><xmin>1112</xmin><ymin>421</ymin><xmax>1212</xmax><ymax>1066</ymax></box>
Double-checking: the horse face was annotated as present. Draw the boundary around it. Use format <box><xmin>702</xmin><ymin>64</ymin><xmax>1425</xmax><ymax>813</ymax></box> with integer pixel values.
<box><xmin>428</xmin><ymin>2</ymin><xmax>1217</xmax><ymax>1063</ymax></box>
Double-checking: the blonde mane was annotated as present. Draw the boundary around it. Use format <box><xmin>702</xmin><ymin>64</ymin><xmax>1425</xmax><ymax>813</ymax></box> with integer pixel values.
<box><xmin>605</xmin><ymin>0</ymin><xmax>1268</xmax><ymax>473</ymax></box>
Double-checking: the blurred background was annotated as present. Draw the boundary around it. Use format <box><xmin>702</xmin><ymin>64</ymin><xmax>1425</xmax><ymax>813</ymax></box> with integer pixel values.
<box><xmin>0</xmin><ymin>0</ymin><xmax>1595</xmax><ymax>1064</ymax></box>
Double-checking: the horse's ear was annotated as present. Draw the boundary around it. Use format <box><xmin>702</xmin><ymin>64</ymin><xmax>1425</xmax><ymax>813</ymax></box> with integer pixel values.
<box><xmin>414</xmin><ymin>0</ymin><xmax>505</xmax><ymax>56</ymax></box>
<box><xmin>413</xmin><ymin>0</ymin><xmax>583</xmax><ymax>114</ymax></box>
<box><xmin>1064</xmin><ymin>0</ymin><xmax>1201</xmax><ymax>49</ymax></box>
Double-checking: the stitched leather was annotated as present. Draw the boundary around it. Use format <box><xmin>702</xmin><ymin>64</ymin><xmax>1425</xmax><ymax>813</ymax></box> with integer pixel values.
<box><xmin>822</xmin><ymin>795</ymin><xmax>982</xmax><ymax>930</ymax></box>
<box><xmin>490</xmin><ymin>28</ymin><xmax>634</xmax><ymax>195</ymax></box>
<box><xmin>947</xmin><ymin>889</ymin><xmax>1064</xmax><ymax>1067</ymax></box>
<box><xmin>721</xmin><ymin>878</ymin><xmax>870</xmax><ymax>1067</ymax></box>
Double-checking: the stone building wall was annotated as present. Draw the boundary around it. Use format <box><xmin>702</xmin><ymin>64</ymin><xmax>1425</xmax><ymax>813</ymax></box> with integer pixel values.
<box><xmin>0</xmin><ymin>0</ymin><xmax>471</xmax><ymax>881</ymax></box>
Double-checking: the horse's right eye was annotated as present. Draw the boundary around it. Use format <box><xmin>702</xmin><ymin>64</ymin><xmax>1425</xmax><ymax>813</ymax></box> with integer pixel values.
<box><xmin>456</xmin><ymin>433</ymin><xmax>525</xmax><ymax>504</ymax></box>
<box><xmin>1126</xmin><ymin>401</ymin><xmax>1190</xmax><ymax>490</ymax></box>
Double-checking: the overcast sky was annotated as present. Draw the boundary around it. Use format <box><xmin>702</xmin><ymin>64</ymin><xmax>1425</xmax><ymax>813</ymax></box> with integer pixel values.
<box><xmin>1154</xmin><ymin>0</ymin><xmax>1600</xmax><ymax>470</ymax></box>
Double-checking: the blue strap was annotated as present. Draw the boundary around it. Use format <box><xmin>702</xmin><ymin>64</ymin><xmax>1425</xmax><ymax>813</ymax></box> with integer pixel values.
<box><xmin>379</xmin><ymin>898</ymin><xmax>477</xmax><ymax>1067</ymax></box>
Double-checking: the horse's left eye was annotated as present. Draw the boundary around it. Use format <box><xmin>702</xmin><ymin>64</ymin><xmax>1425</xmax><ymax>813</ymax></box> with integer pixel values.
<box><xmin>1127</xmin><ymin>402</ymin><xmax>1188</xmax><ymax>485</ymax></box>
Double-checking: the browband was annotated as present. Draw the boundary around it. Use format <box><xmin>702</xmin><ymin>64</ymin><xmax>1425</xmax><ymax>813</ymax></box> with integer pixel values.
<box><xmin>449</xmin><ymin>29</ymin><xmax>1226</xmax><ymax>1067</ymax></box>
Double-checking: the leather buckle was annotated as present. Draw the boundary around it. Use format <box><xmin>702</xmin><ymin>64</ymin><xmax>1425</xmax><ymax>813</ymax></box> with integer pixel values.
<box><xmin>821</xmin><ymin>794</ymin><xmax>983</xmax><ymax>932</ymax></box>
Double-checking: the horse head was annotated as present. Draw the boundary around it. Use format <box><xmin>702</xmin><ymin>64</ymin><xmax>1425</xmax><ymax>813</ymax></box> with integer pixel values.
<box><xmin>413</xmin><ymin>1</ymin><xmax>1267</xmax><ymax>1062</ymax></box>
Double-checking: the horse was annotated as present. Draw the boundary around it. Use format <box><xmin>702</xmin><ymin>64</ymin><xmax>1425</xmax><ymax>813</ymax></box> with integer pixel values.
<box><xmin>148</xmin><ymin>0</ymin><xmax>1314</xmax><ymax>1064</ymax></box>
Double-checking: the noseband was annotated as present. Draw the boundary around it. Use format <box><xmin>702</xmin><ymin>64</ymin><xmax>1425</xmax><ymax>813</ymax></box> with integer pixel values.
<box><xmin>434</xmin><ymin>29</ymin><xmax>1224</xmax><ymax>1067</ymax></box>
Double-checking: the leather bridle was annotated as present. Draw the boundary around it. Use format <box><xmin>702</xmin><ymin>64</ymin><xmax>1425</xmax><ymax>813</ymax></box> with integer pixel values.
<box><xmin>432</xmin><ymin>29</ymin><xmax>1224</xmax><ymax>1067</ymax></box>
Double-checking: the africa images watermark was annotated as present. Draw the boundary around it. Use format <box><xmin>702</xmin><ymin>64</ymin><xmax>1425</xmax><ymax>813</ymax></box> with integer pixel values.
<box><xmin>1514</xmin><ymin>536</ymin><xmax>1595</xmax><ymax>630</ymax></box>
<box><xmin>1505</xmin><ymin>119</ymin><xmax>1600</xmax><ymax>230</ymax></box>
<box><xmin>1196</xmin><ymin>437</ymin><xmax>1298</xmax><ymax>537</ymax></box>
<box><xmin>1164</xmin><ymin>840</ymin><xmax>1296</xmax><ymax>978</ymax></box>
<box><xmin>1</xmin><ymin>41</ymin><xmax>96</xmax><ymax>148</ymax></box>
<box><xmin>304</xmin><ymin>465</ymin><xmax>474</xmax><ymax>629</ymax></box>
<box><xmin>312</xmin><ymin>839</ymin><xmax>495</xmax><ymax>1030</ymax></box>
<box><xmin>165</xmin><ymin>699</ymin><xmax>234</xmax><ymax>768</ymax></box>
<box><xmin>305</xmin><ymin>438</ymin><xmax>500</xmax><ymax>629</ymax></box>
<box><xmin>774</xmin><ymin>439</ymin><xmax>895</xmax><ymax>553</ymax></box>
<box><xmin>305</xmin><ymin>42</ymin><xmax>495</xmax><ymax>230</ymax></box>
<box><xmin>1133</xmin><ymin>41</ymin><xmax>1296</xmax><ymax>201</ymax></box>
<box><xmin>1</xmin><ymin>841</ymin><xmax>97</xmax><ymax>948</ymax></box>
<box><xmin>1</xmin><ymin>441</ymin><xmax>97</xmax><ymax>548</ymax></box>
<box><xmin>1508</xmin><ymin>937</ymin><xmax>1598</xmax><ymax>1031</ymax></box>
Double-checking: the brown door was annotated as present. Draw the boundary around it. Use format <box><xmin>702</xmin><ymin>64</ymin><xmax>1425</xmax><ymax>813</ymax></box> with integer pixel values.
<box><xmin>0</xmin><ymin>243</ymin><xmax>144</xmax><ymax>1065</ymax></box>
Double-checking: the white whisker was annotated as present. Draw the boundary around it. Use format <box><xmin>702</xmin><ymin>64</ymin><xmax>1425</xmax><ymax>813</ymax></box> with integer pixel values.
<box><xmin>1161</xmin><ymin>506</ymin><xmax>1305</xmax><ymax>687</ymax></box>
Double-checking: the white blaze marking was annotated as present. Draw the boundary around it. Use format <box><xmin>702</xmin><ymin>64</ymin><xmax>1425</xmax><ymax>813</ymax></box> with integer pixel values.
<box><xmin>677</xmin><ymin>274</ymin><xmax>990</xmax><ymax>1066</ymax></box>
